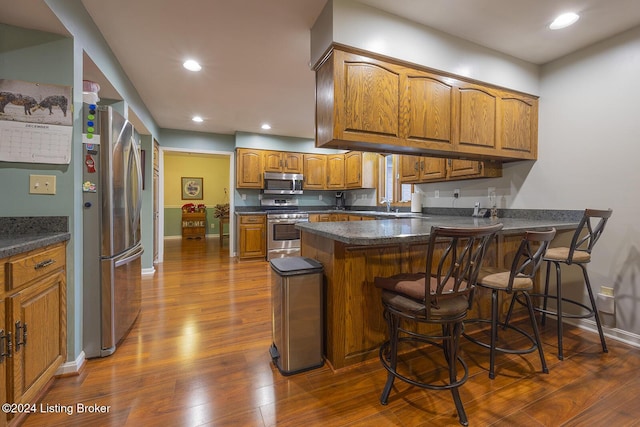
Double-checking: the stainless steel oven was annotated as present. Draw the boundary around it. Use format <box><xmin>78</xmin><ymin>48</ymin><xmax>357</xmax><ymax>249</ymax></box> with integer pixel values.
<box><xmin>267</xmin><ymin>212</ymin><xmax>309</xmax><ymax>260</ymax></box>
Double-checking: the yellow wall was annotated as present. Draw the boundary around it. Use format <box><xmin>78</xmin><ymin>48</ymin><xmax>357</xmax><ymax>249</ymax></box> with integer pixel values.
<box><xmin>164</xmin><ymin>152</ymin><xmax>230</xmax><ymax>236</ymax></box>
<box><xmin>164</xmin><ymin>152</ymin><xmax>230</xmax><ymax>207</ymax></box>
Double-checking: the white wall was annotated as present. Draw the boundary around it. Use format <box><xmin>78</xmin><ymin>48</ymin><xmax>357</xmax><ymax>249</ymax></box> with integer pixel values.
<box><xmin>312</xmin><ymin>0</ymin><xmax>540</xmax><ymax>95</ymax></box>
<box><xmin>535</xmin><ymin>26</ymin><xmax>640</xmax><ymax>335</ymax></box>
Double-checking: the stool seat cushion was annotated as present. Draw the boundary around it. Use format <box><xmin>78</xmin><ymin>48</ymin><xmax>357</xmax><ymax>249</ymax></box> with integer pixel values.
<box><xmin>544</xmin><ymin>247</ymin><xmax>591</xmax><ymax>263</ymax></box>
<box><xmin>375</xmin><ymin>273</ymin><xmax>470</xmax><ymax>317</ymax></box>
<box><xmin>476</xmin><ymin>266</ymin><xmax>533</xmax><ymax>291</ymax></box>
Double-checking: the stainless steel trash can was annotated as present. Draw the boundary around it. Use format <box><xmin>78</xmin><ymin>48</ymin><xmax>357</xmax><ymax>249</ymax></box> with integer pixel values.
<box><xmin>269</xmin><ymin>256</ymin><xmax>324</xmax><ymax>375</ymax></box>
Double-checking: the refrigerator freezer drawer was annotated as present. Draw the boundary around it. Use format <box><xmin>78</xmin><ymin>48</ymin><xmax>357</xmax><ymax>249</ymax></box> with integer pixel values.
<box><xmin>100</xmin><ymin>244</ymin><xmax>143</xmax><ymax>356</ymax></box>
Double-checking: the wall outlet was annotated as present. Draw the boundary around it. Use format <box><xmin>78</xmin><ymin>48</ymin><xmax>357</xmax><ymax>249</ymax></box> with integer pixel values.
<box><xmin>488</xmin><ymin>187</ymin><xmax>496</xmax><ymax>198</ymax></box>
<box><xmin>597</xmin><ymin>293</ymin><xmax>615</xmax><ymax>314</ymax></box>
<box><xmin>600</xmin><ymin>286</ymin><xmax>614</xmax><ymax>296</ymax></box>
<box><xmin>241</xmin><ymin>194</ymin><xmax>246</xmax><ymax>200</ymax></box>
<box><xmin>454</xmin><ymin>189</ymin><xmax>460</xmax><ymax>198</ymax></box>
<box><xmin>319</xmin><ymin>194</ymin><xmax>323</xmax><ymax>201</ymax></box>
<box><xmin>435</xmin><ymin>190</ymin><xmax>440</xmax><ymax>198</ymax></box>
<box><xmin>210</xmin><ymin>223</ymin><xmax>215</xmax><ymax>229</ymax></box>
<box><xmin>29</xmin><ymin>174</ymin><xmax>56</xmax><ymax>195</ymax></box>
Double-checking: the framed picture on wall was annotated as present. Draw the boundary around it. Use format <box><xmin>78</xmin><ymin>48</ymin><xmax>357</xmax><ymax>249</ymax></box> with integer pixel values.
<box><xmin>181</xmin><ymin>177</ymin><xmax>203</xmax><ymax>200</ymax></box>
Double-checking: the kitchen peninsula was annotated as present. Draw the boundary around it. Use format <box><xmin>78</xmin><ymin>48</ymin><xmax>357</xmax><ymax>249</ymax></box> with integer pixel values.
<box><xmin>297</xmin><ymin>212</ymin><xmax>581</xmax><ymax>370</ymax></box>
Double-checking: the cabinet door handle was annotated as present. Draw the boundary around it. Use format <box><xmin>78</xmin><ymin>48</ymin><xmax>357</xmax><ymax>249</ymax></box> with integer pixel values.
<box><xmin>0</xmin><ymin>330</ymin><xmax>8</xmax><ymax>362</ymax></box>
<box><xmin>34</xmin><ymin>259</ymin><xmax>56</xmax><ymax>270</ymax></box>
<box><xmin>15</xmin><ymin>321</ymin><xmax>27</xmax><ymax>350</ymax></box>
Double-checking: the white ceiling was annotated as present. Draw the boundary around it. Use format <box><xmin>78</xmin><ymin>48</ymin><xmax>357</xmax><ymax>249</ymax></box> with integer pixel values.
<box><xmin>2</xmin><ymin>0</ymin><xmax>640</xmax><ymax>139</ymax></box>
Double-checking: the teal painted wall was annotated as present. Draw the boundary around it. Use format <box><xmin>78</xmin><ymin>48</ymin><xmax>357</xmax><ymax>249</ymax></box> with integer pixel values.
<box><xmin>140</xmin><ymin>135</ymin><xmax>154</xmax><ymax>268</ymax></box>
<box><xmin>0</xmin><ymin>24</ymin><xmax>82</xmax><ymax>360</ymax></box>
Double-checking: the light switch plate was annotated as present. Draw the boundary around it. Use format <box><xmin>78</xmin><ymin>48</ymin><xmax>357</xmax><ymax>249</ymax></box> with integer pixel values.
<box><xmin>29</xmin><ymin>174</ymin><xmax>56</xmax><ymax>195</ymax></box>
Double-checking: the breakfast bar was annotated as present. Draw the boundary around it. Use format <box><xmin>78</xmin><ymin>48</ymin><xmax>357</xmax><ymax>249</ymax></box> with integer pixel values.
<box><xmin>297</xmin><ymin>212</ymin><xmax>581</xmax><ymax>370</ymax></box>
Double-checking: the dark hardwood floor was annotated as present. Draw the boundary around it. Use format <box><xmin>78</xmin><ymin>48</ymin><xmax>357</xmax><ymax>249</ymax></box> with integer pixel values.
<box><xmin>22</xmin><ymin>237</ymin><xmax>640</xmax><ymax>426</ymax></box>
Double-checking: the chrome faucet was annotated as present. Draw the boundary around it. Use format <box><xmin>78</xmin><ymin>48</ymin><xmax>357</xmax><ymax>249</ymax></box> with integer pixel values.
<box><xmin>384</xmin><ymin>199</ymin><xmax>391</xmax><ymax>212</ymax></box>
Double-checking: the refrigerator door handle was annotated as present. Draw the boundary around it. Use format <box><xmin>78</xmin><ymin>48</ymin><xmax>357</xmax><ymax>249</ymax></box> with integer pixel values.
<box><xmin>131</xmin><ymin>142</ymin><xmax>143</xmax><ymax>239</ymax></box>
<box><xmin>115</xmin><ymin>244</ymin><xmax>144</xmax><ymax>268</ymax></box>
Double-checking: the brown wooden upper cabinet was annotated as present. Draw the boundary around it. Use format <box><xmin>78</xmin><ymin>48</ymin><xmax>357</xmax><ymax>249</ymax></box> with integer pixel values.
<box><xmin>326</xmin><ymin>154</ymin><xmax>345</xmax><ymax>189</ymax></box>
<box><xmin>263</xmin><ymin>150</ymin><xmax>303</xmax><ymax>174</ymax></box>
<box><xmin>302</xmin><ymin>153</ymin><xmax>326</xmax><ymax>190</ymax></box>
<box><xmin>399</xmin><ymin>155</ymin><xmax>501</xmax><ymax>183</ymax></box>
<box><xmin>315</xmin><ymin>46</ymin><xmax>538</xmax><ymax>161</ymax></box>
<box><xmin>236</xmin><ymin>148</ymin><xmax>263</xmax><ymax>189</ymax></box>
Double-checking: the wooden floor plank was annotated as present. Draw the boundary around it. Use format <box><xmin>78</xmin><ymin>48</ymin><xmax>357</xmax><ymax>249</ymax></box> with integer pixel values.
<box><xmin>21</xmin><ymin>237</ymin><xmax>640</xmax><ymax>426</ymax></box>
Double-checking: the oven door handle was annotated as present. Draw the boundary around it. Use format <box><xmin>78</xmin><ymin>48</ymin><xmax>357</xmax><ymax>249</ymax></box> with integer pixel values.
<box><xmin>268</xmin><ymin>219</ymin><xmax>309</xmax><ymax>224</ymax></box>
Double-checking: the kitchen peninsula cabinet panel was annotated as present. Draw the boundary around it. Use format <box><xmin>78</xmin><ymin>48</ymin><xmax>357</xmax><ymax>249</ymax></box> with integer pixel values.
<box><xmin>236</xmin><ymin>148</ymin><xmax>263</xmax><ymax>189</ymax></box>
<box><xmin>303</xmin><ymin>154</ymin><xmax>326</xmax><ymax>190</ymax></box>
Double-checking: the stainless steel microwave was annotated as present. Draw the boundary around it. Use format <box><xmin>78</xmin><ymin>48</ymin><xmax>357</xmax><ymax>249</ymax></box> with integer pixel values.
<box><xmin>263</xmin><ymin>172</ymin><xmax>304</xmax><ymax>195</ymax></box>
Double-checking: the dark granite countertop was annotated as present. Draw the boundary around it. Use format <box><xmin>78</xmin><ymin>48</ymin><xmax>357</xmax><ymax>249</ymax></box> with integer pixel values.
<box><xmin>0</xmin><ymin>217</ymin><xmax>70</xmax><ymax>258</ymax></box>
<box><xmin>0</xmin><ymin>233</ymin><xmax>71</xmax><ymax>259</ymax></box>
<box><xmin>297</xmin><ymin>214</ymin><xmax>579</xmax><ymax>245</ymax></box>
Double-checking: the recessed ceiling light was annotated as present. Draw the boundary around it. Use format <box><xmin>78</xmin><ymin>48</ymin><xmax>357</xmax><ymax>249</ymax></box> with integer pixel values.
<box><xmin>549</xmin><ymin>12</ymin><xmax>580</xmax><ymax>30</ymax></box>
<box><xmin>261</xmin><ymin>123</ymin><xmax>271</xmax><ymax>130</ymax></box>
<box><xmin>192</xmin><ymin>116</ymin><xmax>203</xmax><ymax>123</ymax></box>
<box><xmin>183</xmin><ymin>59</ymin><xmax>202</xmax><ymax>72</ymax></box>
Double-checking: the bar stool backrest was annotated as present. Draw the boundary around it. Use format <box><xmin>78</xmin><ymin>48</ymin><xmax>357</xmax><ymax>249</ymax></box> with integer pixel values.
<box><xmin>567</xmin><ymin>209</ymin><xmax>613</xmax><ymax>264</ymax></box>
<box><xmin>424</xmin><ymin>223</ymin><xmax>503</xmax><ymax>316</ymax></box>
<box><xmin>506</xmin><ymin>228</ymin><xmax>557</xmax><ymax>292</ymax></box>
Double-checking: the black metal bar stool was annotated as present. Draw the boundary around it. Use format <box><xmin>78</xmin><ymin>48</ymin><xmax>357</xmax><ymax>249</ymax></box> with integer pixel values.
<box><xmin>511</xmin><ymin>209</ymin><xmax>612</xmax><ymax>360</ymax></box>
<box><xmin>463</xmin><ymin>228</ymin><xmax>556</xmax><ymax>379</ymax></box>
<box><xmin>374</xmin><ymin>223</ymin><xmax>502</xmax><ymax>427</ymax></box>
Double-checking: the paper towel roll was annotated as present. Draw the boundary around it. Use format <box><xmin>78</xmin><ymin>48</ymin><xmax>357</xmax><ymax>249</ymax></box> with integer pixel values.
<box><xmin>411</xmin><ymin>193</ymin><xmax>422</xmax><ymax>213</ymax></box>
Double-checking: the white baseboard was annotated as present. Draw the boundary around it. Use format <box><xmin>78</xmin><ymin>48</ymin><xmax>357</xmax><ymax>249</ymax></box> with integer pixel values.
<box><xmin>165</xmin><ymin>235</ymin><xmax>219</xmax><ymax>240</ymax></box>
<box><xmin>142</xmin><ymin>266</ymin><xmax>156</xmax><ymax>276</ymax></box>
<box><xmin>559</xmin><ymin>317</ymin><xmax>640</xmax><ymax>349</ymax></box>
<box><xmin>56</xmin><ymin>351</ymin><xmax>86</xmax><ymax>376</ymax></box>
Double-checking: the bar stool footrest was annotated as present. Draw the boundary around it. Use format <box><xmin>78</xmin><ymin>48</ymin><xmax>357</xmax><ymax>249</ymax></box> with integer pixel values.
<box><xmin>379</xmin><ymin>336</ymin><xmax>469</xmax><ymax>391</ymax></box>
<box><xmin>520</xmin><ymin>293</ymin><xmax>597</xmax><ymax>320</ymax></box>
<box><xmin>463</xmin><ymin>319</ymin><xmax>539</xmax><ymax>355</ymax></box>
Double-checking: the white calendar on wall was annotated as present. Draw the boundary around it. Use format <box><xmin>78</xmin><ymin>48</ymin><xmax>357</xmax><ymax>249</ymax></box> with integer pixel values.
<box><xmin>0</xmin><ymin>121</ymin><xmax>72</xmax><ymax>164</ymax></box>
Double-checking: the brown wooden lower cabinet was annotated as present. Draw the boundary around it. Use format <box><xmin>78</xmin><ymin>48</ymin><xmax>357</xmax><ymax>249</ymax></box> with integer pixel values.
<box><xmin>1</xmin><ymin>241</ymin><xmax>67</xmax><ymax>427</ymax></box>
<box><xmin>299</xmin><ymin>230</ymin><xmax>569</xmax><ymax>370</ymax></box>
<box><xmin>238</xmin><ymin>215</ymin><xmax>266</xmax><ymax>259</ymax></box>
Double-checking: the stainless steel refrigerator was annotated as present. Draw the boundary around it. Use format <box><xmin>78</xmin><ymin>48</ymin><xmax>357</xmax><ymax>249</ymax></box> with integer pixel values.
<box><xmin>82</xmin><ymin>104</ymin><xmax>143</xmax><ymax>358</ymax></box>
